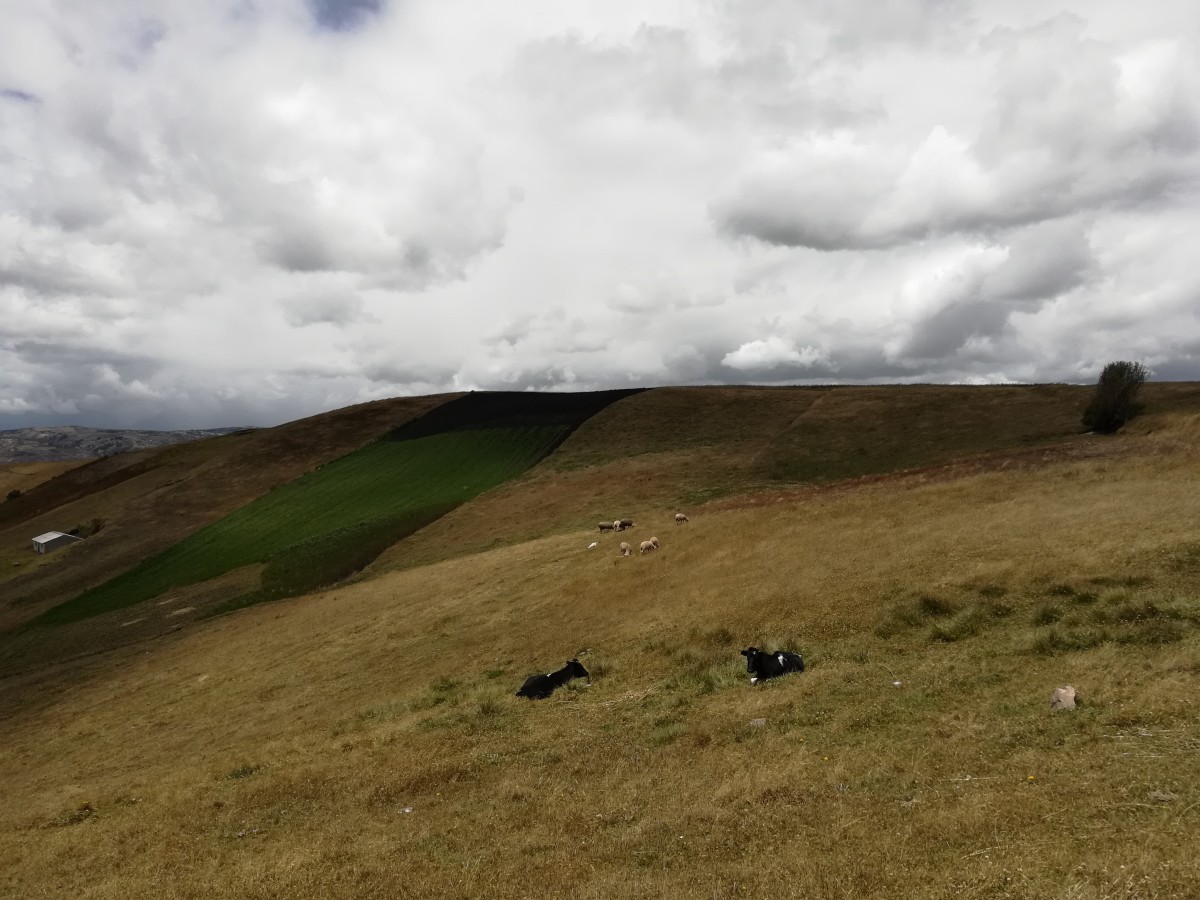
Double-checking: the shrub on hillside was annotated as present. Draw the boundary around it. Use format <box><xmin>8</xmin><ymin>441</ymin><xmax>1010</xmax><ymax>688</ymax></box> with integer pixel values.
<box><xmin>5</xmin><ymin>489</ymin><xmax>20</xmax><ymax>501</ymax></box>
<box><xmin>1082</xmin><ymin>361</ymin><xmax>1147</xmax><ymax>434</ymax></box>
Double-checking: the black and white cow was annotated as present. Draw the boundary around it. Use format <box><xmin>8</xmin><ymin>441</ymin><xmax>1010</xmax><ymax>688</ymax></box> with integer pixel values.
<box><xmin>740</xmin><ymin>647</ymin><xmax>805</xmax><ymax>684</ymax></box>
<box><xmin>516</xmin><ymin>659</ymin><xmax>591</xmax><ymax>699</ymax></box>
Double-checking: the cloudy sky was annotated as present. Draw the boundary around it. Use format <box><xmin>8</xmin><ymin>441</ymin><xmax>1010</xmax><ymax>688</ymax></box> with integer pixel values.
<box><xmin>2</xmin><ymin>0</ymin><xmax>1199</xmax><ymax>428</ymax></box>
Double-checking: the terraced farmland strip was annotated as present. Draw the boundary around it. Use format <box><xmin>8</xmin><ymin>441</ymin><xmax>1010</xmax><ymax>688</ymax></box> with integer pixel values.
<box><xmin>35</xmin><ymin>426</ymin><xmax>570</xmax><ymax>626</ymax></box>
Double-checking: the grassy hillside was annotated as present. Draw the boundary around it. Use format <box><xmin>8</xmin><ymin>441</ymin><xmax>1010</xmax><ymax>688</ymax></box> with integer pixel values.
<box><xmin>37</xmin><ymin>426</ymin><xmax>572</xmax><ymax>626</ymax></box>
<box><xmin>11</xmin><ymin>389</ymin><xmax>642</xmax><ymax>640</ymax></box>
<box><xmin>0</xmin><ymin>394</ymin><xmax>454</xmax><ymax>630</ymax></box>
<box><xmin>0</xmin><ymin>461</ymin><xmax>83</xmax><ymax>502</ymax></box>
<box><xmin>372</xmin><ymin>383</ymin><xmax>1108</xmax><ymax>574</ymax></box>
<box><xmin>1</xmin><ymin>393</ymin><xmax>1199</xmax><ymax>897</ymax></box>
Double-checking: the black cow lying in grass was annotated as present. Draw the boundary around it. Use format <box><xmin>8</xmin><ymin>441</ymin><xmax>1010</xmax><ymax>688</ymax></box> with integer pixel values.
<box><xmin>516</xmin><ymin>659</ymin><xmax>591</xmax><ymax>699</ymax></box>
<box><xmin>740</xmin><ymin>647</ymin><xmax>805</xmax><ymax>684</ymax></box>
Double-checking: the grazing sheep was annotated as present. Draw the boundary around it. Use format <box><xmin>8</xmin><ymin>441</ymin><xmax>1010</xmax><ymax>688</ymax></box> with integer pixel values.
<box><xmin>650</xmin><ymin>536</ymin><xmax>660</xmax><ymax>549</ymax></box>
<box><xmin>619</xmin><ymin>518</ymin><xmax>635</xmax><ymax>528</ymax></box>
<box><xmin>639</xmin><ymin>539</ymin><xmax>659</xmax><ymax>554</ymax></box>
<box><xmin>516</xmin><ymin>659</ymin><xmax>591</xmax><ymax>700</ymax></box>
<box><xmin>613</xmin><ymin>519</ymin><xmax>624</xmax><ymax>532</ymax></box>
<box><xmin>675</xmin><ymin>512</ymin><xmax>689</xmax><ymax>525</ymax></box>
<box><xmin>598</xmin><ymin>522</ymin><xmax>615</xmax><ymax>532</ymax></box>
<box><xmin>619</xmin><ymin>542</ymin><xmax>632</xmax><ymax>557</ymax></box>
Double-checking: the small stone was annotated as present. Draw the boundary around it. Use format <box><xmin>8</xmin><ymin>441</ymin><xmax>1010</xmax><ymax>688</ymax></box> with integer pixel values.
<box><xmin>1149</xmin><ymin>791</ymin><xmax>1178</xmax><ymax>804</ymax></box>
<box><xmin>749</xmin><ymin>718</ymin><xmax>767</xmax><ymax>728</ymax></box>
<box><xmin>1050</xmin><ymin>685</ymin><xmax>1077</xmax><ymax>711</ymax></box>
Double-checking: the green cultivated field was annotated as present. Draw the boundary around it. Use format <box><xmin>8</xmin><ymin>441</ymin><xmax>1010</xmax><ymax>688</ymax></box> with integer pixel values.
<box><xmin>35</xmin><ymin>426</ymin><xmax>569</xmax><ymax>625</ymax></box>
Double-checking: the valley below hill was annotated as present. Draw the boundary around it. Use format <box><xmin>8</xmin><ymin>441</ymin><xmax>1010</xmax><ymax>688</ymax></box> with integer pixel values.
<box><xmin>0</xmin><ymin>425</ymin><xmax>251</xmax><ymax>464</ymax></box>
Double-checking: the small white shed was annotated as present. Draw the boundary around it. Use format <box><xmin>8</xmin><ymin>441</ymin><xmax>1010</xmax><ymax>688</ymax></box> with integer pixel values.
<box><xmin>31</xmin><ymin>531</ymin><xmax>83</xmax><ymax>554</ymax></box>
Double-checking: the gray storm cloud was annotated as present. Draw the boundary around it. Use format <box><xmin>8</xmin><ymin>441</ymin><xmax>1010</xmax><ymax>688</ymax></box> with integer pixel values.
<box><xmin>1</xmin><ymin>0</ymin><xmax>1199</xmax><ymax>428</ymax></box>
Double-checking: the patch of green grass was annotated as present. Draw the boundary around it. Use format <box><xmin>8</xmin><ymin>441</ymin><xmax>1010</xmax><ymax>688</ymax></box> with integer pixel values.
<box><xmin>649</xmin><ymin>717</ymin><xmax>687</xmax><ymax>746</ymax></box>
<box><xmin>226</xmin><ymin>764</ymin><xmax>261</xmax><ymax>780</ymax></box>
<box><xmin>213</xmin><ymin>504</ymin><xmax>456</xmax><ymax>614</ymax></box>
<box><xmin>35</xmin><ymin>426</ymin><xmax>571</xmax><ymax>626</ymax></box>
<box><xmin>1028</xmin><ymin>627</ymin><xmax>1108</xmax><ymax>656</ymax></box>
<box><xmin>876</xmin><ymin>591</ymin><xmax>965</xmax><ymax>637</ymax></box>
<box><xmin>928</xmin><ymin>608</ymin><xmax>988</xmax><ymax>643</ymax></box>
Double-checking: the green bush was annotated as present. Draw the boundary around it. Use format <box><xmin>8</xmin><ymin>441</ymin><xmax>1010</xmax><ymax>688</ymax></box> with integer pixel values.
<box><xmin>1082</xmin><ymin>361</ymin><xmax>1147</xmax><ymax>434</ymax></box>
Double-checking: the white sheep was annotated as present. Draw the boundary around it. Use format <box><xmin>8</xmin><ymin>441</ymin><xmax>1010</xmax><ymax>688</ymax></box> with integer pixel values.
<box><xmin>619</xmin><ymin>541</ymin><xmax>632</xmax><ymax>557</ymax></box>
<box><xmin>639</xmin><ymin>538</ymin><xmax>660</xmax><ymax>554</ymax></box>
<box><xmin>613</xmin><ymin>519</ymin><xmax>624</xmax><ymax>532</ymax></box>
<box><xmin>675</xmin><ymin>512</ymin><xmax>689</xmax><ymax>525</ymax></box>
<box><xmin>587</xmin><ymin>541</ymin><xmax>599</xmax><ymax>550</ymax></box>
<box><xmin>651</xmin><ymin>536</ymin><xmax>660</xmax><ymax>549</ymax></box>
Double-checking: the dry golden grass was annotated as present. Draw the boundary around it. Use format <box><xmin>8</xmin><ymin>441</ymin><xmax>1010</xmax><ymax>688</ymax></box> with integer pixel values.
<box><xmin>0</xmin><ymin>461</ymin><xmax>83</xmax><ymax>499</ymax></box>
<box><xmin>3</xmin><ymin>402</ymin><xmax>1200</xmax><ymax>898</ymax></box>
<box><xmin>373</xmin><ymin>383</ymin><xmax>1116</xmax><ymax>576</ymax></box>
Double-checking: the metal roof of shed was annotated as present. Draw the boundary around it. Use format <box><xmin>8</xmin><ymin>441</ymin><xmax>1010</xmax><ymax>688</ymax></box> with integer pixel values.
<box><xmin>32</xmin><ymin>531</ymin><xmax>73</xmax><ymax>542</ymax></box>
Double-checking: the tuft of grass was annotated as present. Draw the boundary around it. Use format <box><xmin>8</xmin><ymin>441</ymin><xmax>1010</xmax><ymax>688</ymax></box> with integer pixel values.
<box><xmin>928</xmin><ymin>608</ymin><xmax>987</xmax><ymax>643</ymax></box>
<box><xmin>877</xmin><ymin>591</ymin><xmax>968</xmax><ymax>638</ymax></box>
<box><xmin>917</xmin><ymin>594</ymin><xmax>959</xmax><ymax>618</ymax></box>
<box><xmin>648</xmin><ymin>717</ymin><xmax>687</xmax><ymax>746</ymax></box>
<box><xmin>226</xmin><ymin>764</ymin><xmax>261</xmax><ymax>780</ymax></box>
<box><xmin>51</xmin><ymin>803</ymin><xmax>95</xmax><ymax>827</ymax></box>
<box><xmin>1032</xmin><ymin>604</ymin><xmax>1063</xmax><ymax>626</ymax></box>
<box><xmin>1043</xmin><ymin>582</ymin><xmax>1099</xmax><ymax>604</ymax></box>
<box><xmin>984</xmin><ymin>600</ymin><xmax>1017</xmax><ymax>619</ymax></box>
<box><xmin>476</xmin><ymin>698</ymin><xmax>502</xmax><ymax>719</ymax></box>
<box><xmin>1114</xmin><ymin>621</ymin><xmax>1187</xmax><ymax>645</ymax></box>
<box><xmin>1028</xmin><ymin>627</ymin><xmax>1108</xmax><ymax>655</ymax></box>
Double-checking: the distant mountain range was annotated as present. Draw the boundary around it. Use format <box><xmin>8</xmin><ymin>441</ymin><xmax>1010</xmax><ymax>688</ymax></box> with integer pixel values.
<box><xmin>0</xmin><ymin>425</ymin><xmax>251</xmax><ymax>463</ymax></box>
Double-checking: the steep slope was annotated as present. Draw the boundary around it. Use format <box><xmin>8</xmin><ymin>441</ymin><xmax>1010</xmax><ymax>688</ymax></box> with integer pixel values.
<box><xmin>1</xmin><ymin>392</ymin><xmax>1198</xmax><ymax>898</ymax></box>
<box><xmin>0</xmin><ymin>390</ymin><xmax>641</xmax><ymax>672</ymax></box>
<box><xmin>0</xmin><ymin>394</ymin><xmax>456</xmax><ymax>629</ymax></box>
